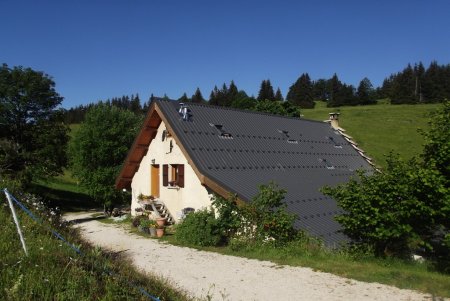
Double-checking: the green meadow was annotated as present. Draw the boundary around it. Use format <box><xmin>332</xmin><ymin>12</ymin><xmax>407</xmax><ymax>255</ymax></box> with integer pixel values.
<box><xmin>302</xmin><ymin>101</ymin><xmax>441</xmax><ymax>167</ymax></box>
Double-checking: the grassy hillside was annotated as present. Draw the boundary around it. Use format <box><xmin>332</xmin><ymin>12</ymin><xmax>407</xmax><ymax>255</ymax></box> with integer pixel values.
<box><xmin>0</xmin><ymin>197</ymin><xmax>190</xmax><ymax>300</ymax></box>
<box><xmin>302</xmin><ymin>101</ymin><xmax>441</xmax><ymax>167</ymax></box>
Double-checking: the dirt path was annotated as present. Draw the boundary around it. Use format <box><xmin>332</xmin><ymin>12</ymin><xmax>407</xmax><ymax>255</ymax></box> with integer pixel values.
<box><xmin>65</xmin><ymin>211</ymin><xmax>437</xmax><ymax>301</ymax></box>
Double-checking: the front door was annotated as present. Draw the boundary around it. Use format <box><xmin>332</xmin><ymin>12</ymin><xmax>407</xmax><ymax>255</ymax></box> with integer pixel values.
<box><xmin>151</xmin><ymin>165</ymin><xmax>160</xmax><ymax>197</ymax></box>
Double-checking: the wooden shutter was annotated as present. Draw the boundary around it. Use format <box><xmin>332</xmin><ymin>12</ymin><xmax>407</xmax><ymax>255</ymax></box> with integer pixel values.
<box><xmin>162</xmin><ymin>164</ymin><xmax>168</xmax><ymax>187</ymax></box>
<box><xmin>177</xmin><ymin>165</ymin><xmax>184</xmax><ymax>188</ymax></box>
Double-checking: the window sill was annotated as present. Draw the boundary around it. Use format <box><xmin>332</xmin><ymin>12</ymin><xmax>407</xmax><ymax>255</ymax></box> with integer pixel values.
<box><xmin>167</xmin><ymin>186</ymin><xmax>181</xmax><ymax>190</ymax></box>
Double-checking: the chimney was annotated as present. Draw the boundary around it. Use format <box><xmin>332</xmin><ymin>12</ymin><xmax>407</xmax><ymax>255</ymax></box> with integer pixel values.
<box><xmin>328</xmin><ymin>112</ymin><xmax>340</xmax><ymax>130</ymax></box>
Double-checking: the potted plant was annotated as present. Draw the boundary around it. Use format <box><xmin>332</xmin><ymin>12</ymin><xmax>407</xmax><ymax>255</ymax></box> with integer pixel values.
<box><xmin>148</xmin><ymin>219</ymin><xmax>157</xmax><ymax>237</ymax></box>
<box><xmin>137</xmin><ymin>193</ymin><xmax>154</xmax><ymax>202</ymax></box>
<box><xmin>156</xmin><ymin>217</ymin><xmax>167</xmax><ymax>227</ymax></box>
<box><xmin>156</xmin><ymin>226</ymin><xmax>165</xmax><ymax>238</ymax></box>
<box><xmin>139</xmin><ymin>219</ymin><xmax>152</xmax><ymax>234</ymax></box>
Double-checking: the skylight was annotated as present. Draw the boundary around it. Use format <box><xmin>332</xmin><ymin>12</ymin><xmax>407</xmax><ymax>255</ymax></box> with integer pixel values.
<box><xmin>210</xmin><ymin>123</ymin><xmax>233</xmax><ymax>139</ymax></box>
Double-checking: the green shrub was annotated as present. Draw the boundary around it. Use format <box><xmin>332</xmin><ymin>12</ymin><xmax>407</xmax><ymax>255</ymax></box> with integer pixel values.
<box><xmin>243</xmin><ymin>182</ymin><xmax>296</xmax><ymax>245</ymax></box>
<box><xmin>322</xmin><ymin>102</ymin><xmax>450</xmax><ymax>261</ymax></box>
<box><xmin>131</xmin><ymin>215</ymin><xmax>146</xmax><ymax>227</ymax></box>
<box><xmin>174</xmin><ymin>209</ymin><xmax>222</xmax><ymax>247</ymax></box>
<box><xmin>212</xmin><ymin>194</ymin><xmax>241</xmax><ymax>242</ymax></box>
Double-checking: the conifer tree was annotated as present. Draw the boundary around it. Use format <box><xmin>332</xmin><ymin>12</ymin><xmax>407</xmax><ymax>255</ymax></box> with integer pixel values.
<box><xmin>178</xmin><ymin>93</ymin><xmax>189</xmax><ymax>103</ymax></box>
<box><xmin>209</xmin><ymin>86</ymin><xmax>220</xmax><ymax>105</ymax></box>
<box><xmin>356</xmin><ymin>77</ymin><xmax>375</xmax><ymax>105</ymax></box>
<box><xmin>257</xmin><ymin>79</ymin><xmax>275</xmax><ymax>101</ymax></box>
<box><xmin>191</xmin><ymin>87</ymin><xmax>205</xmax><ymax>103</ymax></box>
<box><xmin>286</xmin><ymin>73</ymin><xmax>314</xmax><ymax>108</ymax></box>
<box><xmin>274</xmin><ymin>88</ymin><xmax>283</xmax><ymax>101</ymax></box>
<box><xmin>228</xmin><ymin>80</ymin><xmax>239</xmax><ymax>104</ymax></box>
<box><xmin>327</xmin><ymin>73</ymin><xmax>343</xmax><ymax>107</ymax></box>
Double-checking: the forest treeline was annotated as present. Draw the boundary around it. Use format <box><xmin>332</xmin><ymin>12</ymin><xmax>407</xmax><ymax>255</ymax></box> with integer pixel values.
<box><xmin>64</xmin><ymin>61</ymin><xmax>450</xmax><ymax>123</ymax></box>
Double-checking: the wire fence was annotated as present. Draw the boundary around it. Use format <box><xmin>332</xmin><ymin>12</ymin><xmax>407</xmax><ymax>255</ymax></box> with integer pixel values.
<box><xmin>2</xmin><ymin>188</ymin><xmax>161</xmax><ymax>301</ymax></box>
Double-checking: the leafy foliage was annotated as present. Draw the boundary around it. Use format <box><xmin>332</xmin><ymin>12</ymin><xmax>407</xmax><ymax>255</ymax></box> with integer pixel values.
<box><xmin>175</xmin><ymin>183</ymin><xmax>297</xmax><ymax>247</ymax></box>
<box><xmin>69</xmin><ymin>104</ymin><xmax>142</xmax><ymax>207</ymax></box>
<box><xmin>0</xmin><ymin>64</ymin><xmax>68</xmax><ymax>186</ymax></box>
<box><xmin>174</xmin><ymin>208</ymin><xmax>222</xmax><ymax>246</ymax></box>
<box><xmin>421</xmin><ymin>101</ymin><xmax>450</xmax><ymax>179</ymax></box>
<box><xmin>253</xmin><ymin>99</ymin><xmax>301</xmax><ymax>117</ymax></box>
<box><xmin>244</xmin><ymin>182</ymin><xmax>296</xmax><ymax>244</ymax></box>
<box><xmin>322</xmin><ymin>102</ymin><xmax>450</xmax><ymax>265</ymax></box>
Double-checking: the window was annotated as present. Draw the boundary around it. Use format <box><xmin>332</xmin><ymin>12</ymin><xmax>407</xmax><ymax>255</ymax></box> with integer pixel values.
<box><xmin>162</xmin><ymin>164</ymin><xmax>184</xmax><ymax>187</ymax></box>
<box><xmin>210</xmin><ymin>123</ymin><xmax>233</xmax><ymax>139</ymax></box>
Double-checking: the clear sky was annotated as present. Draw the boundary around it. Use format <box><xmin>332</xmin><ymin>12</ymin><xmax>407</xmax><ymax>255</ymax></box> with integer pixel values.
<box><xmin>2</xmin><ymin>0</ymin><xmax>450</xmax><ymax>108</ymax></box>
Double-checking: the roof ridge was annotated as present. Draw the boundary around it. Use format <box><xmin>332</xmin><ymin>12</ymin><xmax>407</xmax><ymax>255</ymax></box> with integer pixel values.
<box><xmin>153</xmin><ymin>97</ymin><xmax>326</xmax><ymax>125</ymax></box>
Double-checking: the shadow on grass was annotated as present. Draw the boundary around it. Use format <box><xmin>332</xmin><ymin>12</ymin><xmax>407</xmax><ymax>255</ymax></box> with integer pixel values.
<box><xmin>31</xmin><ymin>183</ymin><xmax>101</xmax><ymax>212</ymax></box>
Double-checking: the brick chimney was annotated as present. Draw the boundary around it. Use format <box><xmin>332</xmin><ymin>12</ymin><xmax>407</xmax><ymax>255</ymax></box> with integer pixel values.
<box><xmin>328</xmin><ymin>112</ymin><xmax>340</xmax><ymax>130</ymax></box>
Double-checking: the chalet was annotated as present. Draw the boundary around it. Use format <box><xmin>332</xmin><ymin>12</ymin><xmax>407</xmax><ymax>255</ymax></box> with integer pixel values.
<box><xmin>115</xmin><ymin>99</ymin><xmax>372</xmax><ymax>246</ymax></box>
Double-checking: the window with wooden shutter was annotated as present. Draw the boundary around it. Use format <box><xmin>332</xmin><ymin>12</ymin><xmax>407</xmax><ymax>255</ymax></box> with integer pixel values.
<box><xmin>162</xmin><ymin>164</ymin><xmax>168</xmax><ymax>187</ymax></box>
<box><xmin>177</xmin><ymin>164</ymin><xmax>184</xmax><ymax>188</ymax></box>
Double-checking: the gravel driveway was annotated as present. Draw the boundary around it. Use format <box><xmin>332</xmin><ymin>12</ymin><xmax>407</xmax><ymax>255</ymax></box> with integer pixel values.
<box><xmin>64</xmin><ymin>211</ymin><xmax>439</xmax><ymax>301</ymax></box>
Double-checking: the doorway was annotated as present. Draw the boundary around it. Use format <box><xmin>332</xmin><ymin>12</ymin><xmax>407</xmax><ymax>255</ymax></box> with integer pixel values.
<box><xmin>151</xmin><ymin>164</ymin><xmax>160</xmax><ymax>197</ymax></box>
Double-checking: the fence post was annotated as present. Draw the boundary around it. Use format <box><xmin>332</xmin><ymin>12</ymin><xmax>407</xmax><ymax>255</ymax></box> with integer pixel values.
<box><xmin>3</xmin><ymin>188</ymin><xmax>28</xmax><ymax>256</ymax></box>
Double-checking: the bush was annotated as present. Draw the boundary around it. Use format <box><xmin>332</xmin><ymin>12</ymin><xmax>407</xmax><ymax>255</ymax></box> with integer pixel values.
<box><xmin>131</xmin><ymin>215</ymin><xmax>146</xmax><ymax>228</ymax></box>
<box><xmin>322</xmin><ymin>102</ymin><xmax>450</xmax><ymax>261</ymax></box>
<box><xmin>243</xmin><ymin>182</ymin><xmax>296</xmax><ymax>245</ymax></box>
<box><xmin>174</xmin><ymin>209</ymin><xmax>222</xmax><ymax>247</ymax></box>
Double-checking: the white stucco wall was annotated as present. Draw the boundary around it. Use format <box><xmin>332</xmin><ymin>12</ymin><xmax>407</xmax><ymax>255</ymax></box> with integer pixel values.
<box><xmin>130</xmin><ymin>121</ymin><xmax>213</xmax><ymax>221</ymax></box>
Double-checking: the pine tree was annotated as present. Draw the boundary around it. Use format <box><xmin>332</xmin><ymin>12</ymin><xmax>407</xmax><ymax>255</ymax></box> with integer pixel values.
<box><xmin>178</xmin><ymin>93</ymin><xmax>189</xmax><ymax>103</ymax></box>
<box><xmin>414</xmin><ymin>62</ymin><xmax>425</xmax><ymax>102</ymax></box>
<box><xmin>390</xmin><ymin>64</ymin><xmax>416</xmax><ymax>104</ymax></box>
<box><xmin>209</xmin><ymin>86</ymin><xmax>220</xmax><ymax>105</ymax></box>
<box><xmin>130</xmin><ymin>94</ymin><xmax>142</xmax><ymax>114</ymax></box>
<box><xmin>274</xmin><ymin>88</ymin><xmax>283</xmax><ymax>101</ymax></box>
<box><xmin>327</xmin><ymin>73</ymin><xmax>343</xmax><ymax>107</ymax></box>
<box><xmin>191</xmin><ymin>87</ymin><xmax>205</xmax><ymax>103</ymax></box>
<box><xmin>312</xmin><ymin>79</ymin><xmax>330</xmax><ymax>101</ymax></box>
<box><xmin>356</xmin><ymin>77</ymin><xmax>375</xmax><ymax>105</ymax></box>
<box><xmin>286</xmin><ymin>73</ymin><xmax>314</xmax><ymax>108</ymax></box>
<box><xmin>257</xmin><ymin>79</ymin><xmax>275</xmax><ymax>101</ymax></box>
<box><xmin>228</xmin><ymin>80</ymin><xmax>239</xmax><ymax>104</ymax></box>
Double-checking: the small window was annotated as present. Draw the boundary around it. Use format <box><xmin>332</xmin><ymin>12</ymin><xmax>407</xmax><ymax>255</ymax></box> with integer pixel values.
<box><xmin>319</xmin><ymin>158</ymin><xmax>335</xmax><ymax>170</ymax></box>
<box><xmin>210</xmin><ymin>123</ymin><xmax>233</xmax><ymax>139</ymax></box>
<box><xmin>168</xmin><ymin>164</ymin><xmax>185</xmax><ymax>188</ymax></box>
<box><xmin>327</xmin><ymin>136</ymin><xmax>342</xmax><ymax>148</ymax></box>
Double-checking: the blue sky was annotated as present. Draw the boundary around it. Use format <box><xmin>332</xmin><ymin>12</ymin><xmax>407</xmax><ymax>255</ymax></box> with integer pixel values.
<box><xmin>2</xmin><ymin>0</ymin><xmax>450</xmax><ymax>108</ymax></box>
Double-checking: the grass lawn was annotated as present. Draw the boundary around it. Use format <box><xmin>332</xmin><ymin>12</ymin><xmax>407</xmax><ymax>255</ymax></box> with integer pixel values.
<box><xmin>302</xmin><ymin>101</ymin><xmax>441</xmax><ymax>167</ymax></box>
<box><xmin>33</xmin><ymin>170</ymin><xmax>98</xmax><ymax>212</ymax></box>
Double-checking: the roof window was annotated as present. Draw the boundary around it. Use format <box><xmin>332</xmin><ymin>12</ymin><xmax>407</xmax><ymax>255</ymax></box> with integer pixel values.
<box><xmin>210</xmin><ymin>123</ymin><xmax>233</xmax><ymax>139</ymax></box>
<box><xmin>327</xmin><ymin>136</ymin><xmax>342</xmax><ymax>148</ymax></box>
<box><xmin>319</xmin><ymin>158</ymin><xmax>335</xmax><ymax>170</ymax></box>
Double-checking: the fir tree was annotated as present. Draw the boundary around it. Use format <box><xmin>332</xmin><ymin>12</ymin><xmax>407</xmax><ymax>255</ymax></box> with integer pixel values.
<box><xmin>356</xmin><ymin>77</ymin><xmax>376</xmax><ymax>105</ymax></box>
<box><xmin>257</xmin><ymin>79</ymin><xmax>275</xmax><ymax>101</ymax></box>
<box><xmin>191</xmin><ymin>87</ymin><xmax>205</xmax><ymax>103</ymax></box>
<box><xmin>287</xmin><ymin>73</ymin><xmax>314</xmax><ymax>108</ymax></box>
<box><xmin>274</xmin><ymin>88</ymin><xmax>283</xmax><ymax>101</ymax></box>
<box><xmin>178</xmin><ymin>93</ymin><xmax>189</xmax><ymax>103</ymax></box>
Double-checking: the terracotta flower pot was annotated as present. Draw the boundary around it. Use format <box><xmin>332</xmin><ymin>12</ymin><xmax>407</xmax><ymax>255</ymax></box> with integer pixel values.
<box><xmin>156</xmin><ymin>227</ymin><xmax>164</xmax><ymax>238</ymax></box>
<box><xmin>156</xmin><ymin>217</ymin><xmax>166</xmax><ymax>227</ymax></box>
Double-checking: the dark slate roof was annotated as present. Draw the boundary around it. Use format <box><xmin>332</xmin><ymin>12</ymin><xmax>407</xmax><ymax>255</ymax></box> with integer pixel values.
<box><xmin>157</xmin><ymin>99</ymin><xmax>372</xmax><ymax>246</ymax></box>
